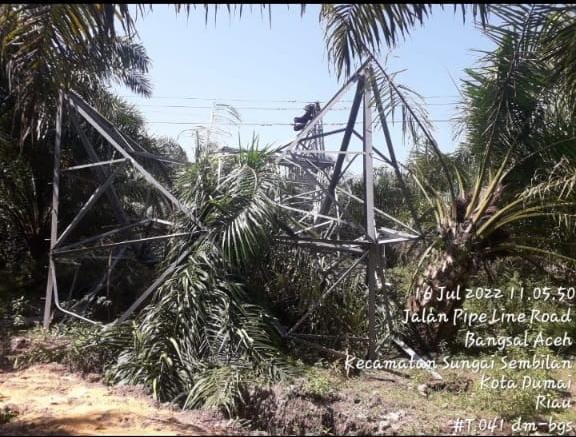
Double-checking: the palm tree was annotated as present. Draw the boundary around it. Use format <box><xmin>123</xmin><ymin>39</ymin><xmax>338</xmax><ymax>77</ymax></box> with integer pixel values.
<box><xmin>0</xmin><ymin>87</ymin><xmax>179</xmax><ymax>298</ymax></box>
<box><xmin>0</xmin><ymin>4</ymin><xmax>155</xmax><ymax>300</ymax></box>
<box><xmin>404</xmin><ymin>153</ymin><xmax>576</xmax><ymax>349</ymax></box>
<box><xmin>5</xmin><ymin>2</ymin><xmax>574</xmax><ymax>364</ymax></box>
<box><xmin>402</xmin><ymin>4</ymin><xmax>576</xmax><ymax>351</ymax></box>
<box><xmin>107</xmin><ymin>138</ymin><xmax>290</xmax><ymax>414</ymax></box>
<box><xmin>80</xmin><ymin>3</ymin><xmax>576</xmax><ymax>354</ymax></box>
<box><xmin>317</xmin><ymin>4</ymin><xmax>489</xmax><ymax>79</ymax></box>
<box><xmin>0</xmin><ymin>4</ymin><xmax>150</xmax><ymax>144</ymax></box>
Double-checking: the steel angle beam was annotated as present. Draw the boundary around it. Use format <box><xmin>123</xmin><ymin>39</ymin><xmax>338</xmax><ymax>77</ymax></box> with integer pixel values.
<box><xmin>274</xmin><ymin>237</ymin><xmax>365</xmax><ymax>254</ymax></box>
<box><xmin>52</xmin><ymin>232</ymin><xmax>189</xmax><ymax>257</ymax></box>
<box><xmin>275</xmin><ymin>59</ymin><xmax>371</xmax><ymax>157</ymax></box>
<box><xmin>55</xmin><ymin>219</ymin><xmax>152</xmax><ymax>252</ymax></box>
<box><xmin>63</xmin><ymin>158</ymin><xmax>128</xmax><ymax>172</ymax></box>
<box><xmin>116</xmin><ymin>249</ymin><xmax>191</xmax><ymax>323</ymax></box>
<box><xmin>378</xmin><ymin>226</ymin><xmax>420</xmax><ymax>240</ymax></box>
<box><xmin>376</xmin><ymin>237</ymin><xmax>414</xmax><ymax>245</ymax></box>
<box><xmin>296</xmin><ymin>128</ymin><xmax>346</xmax><ymax>143</ymax></box>
<box><xmin>44</xmin><ymin>92</ymin><xmax>64</xmax><ymax>328</ymax></box>
<box><xmin>319</xmin><ymin>76</ymin><xmax>365</xmax><ymax>217</ymax></box>
<box><xmin>286</xmin><ymin>251</ymin><xmax>368</xmax><ymax>336</ymax></box>
<box><xmin>65</xmin><ymin>92</ymin><xmax>196</xmax><ymax>223</ymax></box>
<box><xmin>55</xmin><ymin>167</ymin><xmax>123</xmax><ymax>248</ymax></box>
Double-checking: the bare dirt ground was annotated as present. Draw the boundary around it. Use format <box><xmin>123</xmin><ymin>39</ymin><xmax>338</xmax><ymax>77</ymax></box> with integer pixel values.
<box><xmin>1</xmin><ymin>356</ymin><xmax>574</xmax><ymax>435</ymax></box>
<box><xmin>244</xmin><ymin>368</ymin><xmax>515</xmax><ymax>436</ymax></box>
<box><xmin>0</xmin><ymin>363</ymin><xmax>240</xmax><ymax>436</ymax></box>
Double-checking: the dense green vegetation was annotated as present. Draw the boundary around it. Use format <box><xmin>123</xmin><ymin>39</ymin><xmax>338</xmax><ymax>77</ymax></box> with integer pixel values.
<box><xmin>1</xmin><ymin>3</ymin><xmax>575</xmax><ymax>425</ymax></box>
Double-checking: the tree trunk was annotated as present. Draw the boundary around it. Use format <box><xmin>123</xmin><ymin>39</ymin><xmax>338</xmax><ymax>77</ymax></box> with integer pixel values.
<box><xmin>406</xmin><ymin>247</ymin><xmax>472</xmax><ymax>352</ymax></box>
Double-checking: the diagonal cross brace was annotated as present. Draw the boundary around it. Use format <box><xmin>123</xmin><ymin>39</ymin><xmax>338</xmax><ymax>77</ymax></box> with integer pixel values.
<box><xmin>286</xmin><ymin>251</ymin><xmax>368</xmax><ymax>336</ymax></box>
<box><xmin>65</xmin><ymin>92</ymin><xmax>199</xmax><ymax>226</ymax></box>
<box><xmin>54</xmin><ymin>167</ymin><xmax>121</xmax><ymax>248</ymax></box>
<box><xmin>275</xmin><ymin>59</ymin><xmax>371</xmax><ymax>158</ymax></box>
<box><xmin>116</xmin><ymin>248</ymin><xmax>191</xmax><ymax>323</ymax></box>
<box><xmin>319</xmin><ymin>75</ymin><xmax>366</xmax><ymax>217</ymax></box>
<box><xmin>70</xmin><ymin>111</ymin><xmax>130</xmax><ymax>226</ymax></box>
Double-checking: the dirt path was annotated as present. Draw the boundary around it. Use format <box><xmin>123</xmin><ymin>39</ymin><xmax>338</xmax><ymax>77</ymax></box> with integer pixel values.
<box><xmin>0</xmin><ymin>364</ymin><xmax>239</xmax><ymax>436</ymax></box>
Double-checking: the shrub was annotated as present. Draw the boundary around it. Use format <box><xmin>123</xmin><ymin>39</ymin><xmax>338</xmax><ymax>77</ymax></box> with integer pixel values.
<box><xmin>302</xmin><ymin>367</ymin><xmax>337</xmax><ymax>400</ymax></box>
<box><xmin>12</xmin><ymin>323</ymin><xmax>130</xmax><ymax>374</ymax></box>
<box><xmin>0</xmin><ymin>406</ymin><xmax>18</xmax><ymax>425</ymax></box>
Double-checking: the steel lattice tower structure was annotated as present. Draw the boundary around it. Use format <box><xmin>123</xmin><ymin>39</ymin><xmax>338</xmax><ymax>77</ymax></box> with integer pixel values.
<box><xmin>45</xmin><ymin>60</ymin><xmax>438</xmax><ymax>372</ymax></box>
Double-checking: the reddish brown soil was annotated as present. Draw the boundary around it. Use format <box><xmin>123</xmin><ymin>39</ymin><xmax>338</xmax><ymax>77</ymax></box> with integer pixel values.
<box><xmin>0</xmin><ymin>363</ymin><xmax>240</xmax><ymax>436</ymax></box>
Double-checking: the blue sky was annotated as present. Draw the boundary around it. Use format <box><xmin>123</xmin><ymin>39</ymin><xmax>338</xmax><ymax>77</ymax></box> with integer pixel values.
<box><xmin>116</xmin><ymin>5</ymin><xmax>496</xmax><ymax>171</ymax></box>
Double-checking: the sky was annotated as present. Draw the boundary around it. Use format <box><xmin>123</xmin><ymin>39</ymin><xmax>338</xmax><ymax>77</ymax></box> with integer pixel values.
<box><xmin>116</xmin><ymin>5</ymin><xmax>496</xmax><ymax>171</ymax></box>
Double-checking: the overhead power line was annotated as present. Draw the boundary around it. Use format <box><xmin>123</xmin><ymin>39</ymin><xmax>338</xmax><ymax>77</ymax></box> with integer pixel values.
<box><xmin>138</xmin><ymin>105</ymin><xmax>353</xmax><ymax>110</ymax></box>
<box><xmin>120</xmin><ymin>95</ymin><xmax>459</xmax><ymax>103</ymax></box>
<box><xmin>147</xmin><ymin>120</ymin><xmax>459</xmax><ymax>126</ymax></box>
<box><xmin>130</xmin><ymin>102</ymin><xmax>458</xmax><ymax>110</ymax></box>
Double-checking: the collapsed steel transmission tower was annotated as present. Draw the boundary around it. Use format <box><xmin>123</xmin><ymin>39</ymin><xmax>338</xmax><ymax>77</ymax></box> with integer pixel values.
<box><xmin>43</xmin><ymin>90</ymin><xmax>190</xmax><ymax>328</ymax></box>
<box><xmin>271</xmin><ymin>60</ymin><xmax>425</xmax><ymax>360</ymax></box>
<box><xmin>45</xmin><ymin>60</ymin><xmax>432</xmax><ymax>365</ymax></box>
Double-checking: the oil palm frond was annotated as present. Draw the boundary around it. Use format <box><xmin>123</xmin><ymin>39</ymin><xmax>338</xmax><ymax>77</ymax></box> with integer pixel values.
<box><xmin>406</xmin><ymin>146</ymin><xmax>576</xmax><ymax>351</ymax></box>
<box><xmin>0</xmin><ymin>4</ymin><xmax>150</xmax><ymax>143</ymax></box>
<box><xmin>108</xmin><ymin>141</ymin><xmax>290</xmax><ymax>410</ymax></box>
